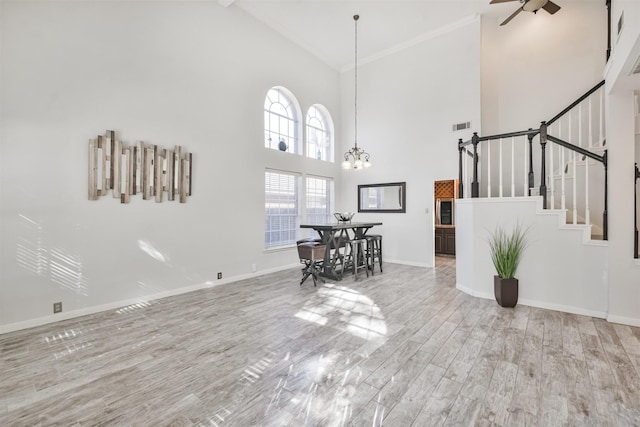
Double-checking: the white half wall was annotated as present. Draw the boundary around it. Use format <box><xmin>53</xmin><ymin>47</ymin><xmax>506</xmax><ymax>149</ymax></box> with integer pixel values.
<box><xmin>456</xmin><ymin>197</ymin><xmax>608</xmax><ymax>318</ymax></box>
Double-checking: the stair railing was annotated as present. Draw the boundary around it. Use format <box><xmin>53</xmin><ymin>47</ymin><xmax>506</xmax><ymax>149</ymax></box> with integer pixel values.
<box><xmin>458</xmin><ymin>80</ymin><xmax>608</xmax><ymax>240</ymax></box>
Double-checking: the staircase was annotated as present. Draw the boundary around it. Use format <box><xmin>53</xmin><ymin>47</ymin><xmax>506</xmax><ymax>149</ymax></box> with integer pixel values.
<box><xmin>454</xmin><ymin>81</ymin><xmax>614</xmax><ymax>317</ymax></box>
<box><xmin>458</xmin><ymin>80</ymin><xmax>608</xmax><ymax>241</ymax></box>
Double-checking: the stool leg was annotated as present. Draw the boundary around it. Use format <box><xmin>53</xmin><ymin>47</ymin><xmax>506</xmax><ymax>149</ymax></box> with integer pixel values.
<box><xmin>301</xmin><ymin>261</ymin><xmax>311</xmax><ymax>285</ymax></box>
<box><xmin>352</xmin><ymin>242</ymin><xmax>359</xmax><ymax>280</ymax></box>
<box><xmin>367</xmin><ymin>239</ymin><xmax>375</xmax><ymax>276</ymax></box>
<box><xmin>361</xmin><ymin>241</ymin><xmax>369</xmax><ymax>278</ymax></box>
<box><xmin>378</xmin><ymin>239</ymin><xmax>383</xmax><ymax>273</ymax></box>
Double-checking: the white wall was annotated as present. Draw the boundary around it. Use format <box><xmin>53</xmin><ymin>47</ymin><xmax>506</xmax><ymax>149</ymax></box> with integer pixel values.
<box><xmin>338</xmin><ymin>17</ymin><xmax>482</xmax><ymax>267</ymax></box>
<box><xmin>481</xmin><ymin>1</ymin><xmax>606</xmax><ymax>134</ymax></box>
<box><xmin>478</xmin><ymin>2</ymin><xmax>607</xmax><ymax>203</ymax></box>
<box><xmin>604</xmin><ymin>0</ymin><xmax>640</xmax><ymax>327</ymax></box>
<box><xmin>0</xmin><ymin>1</ymin><xmax>341</xmax><ymax>331</ymax></box>
<box><xmin>456</xmin><ymin>197</ymin><xmax>608</xmax><ymax>317</ymax></box>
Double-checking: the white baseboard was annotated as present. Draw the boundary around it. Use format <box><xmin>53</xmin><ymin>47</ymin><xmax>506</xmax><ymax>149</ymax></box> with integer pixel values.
<box><xmin>607</xmin><ymin>314</ymin><xmax>640</xmax><ymax>327</ymax></box>
<box><xmin>0</xmin><ymin>263</ymin><xmax>300</xmax><ymax>335</ymax></box>
<box><xmin>456</xmin><ymin>283</ymin><xmax>493</xmax><ymax>300</ymax></box>
<box><xmin>518</xmin><ymin>298</ymin><xmax>607</xmax><ymax>319</ymax></box>
<box><xmin>386</xmin><ymin>258</ymin><xmax>431</xmax><ymax>268</ymax></box>
<box><xmin>456</xmin><ymin>283</ymin><xmax>607</xmax><ymax>319</ymax></box>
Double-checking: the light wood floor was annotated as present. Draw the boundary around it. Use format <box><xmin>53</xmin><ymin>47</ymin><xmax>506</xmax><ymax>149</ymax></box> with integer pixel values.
<box><xmin>1</xmin><ymin>258</ymin><xmax>640</xmax><ymax>426</ymax></box>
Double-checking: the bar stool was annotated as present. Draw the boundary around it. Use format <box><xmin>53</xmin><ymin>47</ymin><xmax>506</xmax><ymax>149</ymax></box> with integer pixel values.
<box><xmin>343</xmin><ymin>238</ymin><xmax>369</xmax><ymax>280</ymax></box>
<box><xmin>297</xmin><ymin>242</ymin><xmax>326</xmax><ymax>286</ymax></box>
<box><xmin>365</xmin><ymin>234</ymin><xmax>383</xmax><ymax>274</ymax></box>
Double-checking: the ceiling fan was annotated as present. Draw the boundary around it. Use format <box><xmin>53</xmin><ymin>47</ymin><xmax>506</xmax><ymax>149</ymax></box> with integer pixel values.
<box><xmin>490</xmin><ymin>0</ymin><xmax>561</xmax><ymax>26</ymax></box>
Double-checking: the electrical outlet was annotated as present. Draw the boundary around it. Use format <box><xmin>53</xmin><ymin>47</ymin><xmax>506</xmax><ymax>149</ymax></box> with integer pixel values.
<box><xmin>53</xmin><ymin>302</ymin><xmax>62</xmax><ymax>313</ymax></box>
<box><xmin>217</xmin><ymin>272</ymin><xmax>222</xmax><ymax>280</ymax></box>
<box><xmin>252</xmin><ymin>263</ymin><xmax>257</xmax><ymax>273</ymax></box>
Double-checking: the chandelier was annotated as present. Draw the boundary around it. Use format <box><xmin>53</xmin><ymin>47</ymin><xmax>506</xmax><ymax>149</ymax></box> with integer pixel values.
<box><xmin>342</xmin><ymin>14</ymin><xmax>371</xmax><ymax>170</ymax></box>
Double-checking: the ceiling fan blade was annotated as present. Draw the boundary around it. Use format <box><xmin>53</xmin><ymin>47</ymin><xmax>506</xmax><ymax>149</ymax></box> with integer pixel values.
<box><xmin>500</xmin><ymin>7</ymin><xmax>523</xmax><ymax>26</ymax></box>
<box><xmin>490</xmin><ymin>0</ymin><xmax>519</xmax><ymax>3</ymax></box>
<box><xmin>542</xmin><ymin>1</ymin><xmax>561</xmax><ymax>14</ymax></box>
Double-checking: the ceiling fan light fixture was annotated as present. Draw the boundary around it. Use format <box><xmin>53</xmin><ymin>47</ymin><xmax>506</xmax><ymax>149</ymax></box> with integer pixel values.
<box><xmin>522</xmin><ymin>0</ymin><xmax>547</xmax><ymax>13</ymax></box>
<box><xmin>491</xmin><ymin>0</ymin><xmax>561</xmax><ymax>26</ymax></box>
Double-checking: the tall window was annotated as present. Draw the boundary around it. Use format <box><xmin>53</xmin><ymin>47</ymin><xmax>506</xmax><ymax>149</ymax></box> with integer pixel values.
<box><xmin>264</xmin><ymin>172</ymin><xmax>334</xmax><ymax>249</ymax></box>
<box><xmin>264</xmin><ymin>87</ymin><xmax>300</xmax><ymax>154</ymax></box>
<box><xmin>306</xmin><ymin>176</ymin><xmax>333</xmax><ymax>224</ymax></box>
<box><xmin>306</xmin><ymin>105</ymin><xmax>333</xmax><ymax>162</ymax></box>
<box><xmin>265</xmin><ymin>171</ymin><xmax>300</xmax><ymax>248</ymax></box>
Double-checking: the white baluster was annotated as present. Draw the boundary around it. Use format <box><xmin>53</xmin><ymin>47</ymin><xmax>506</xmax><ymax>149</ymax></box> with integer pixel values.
<box><xmin>499</xmin><ymin>138</ymin><xmax>503</xmax><ymax>198</ymax></box>
<box><xmin>560</xmin><ymin>121</ymin><xmax>566</xmax><ymax>210</ymax></box>
<box><xmin>599</xmin><ymin>87</ymin><xmax>604</xmax><ymax>146</ymax></box>
<box><xmin>579</xmin><ymin>103</ymin><xmax>583</xmax><ymax>149</ymax></box>
<box><xmin>585</xmin><ymin>149</ymin><xmax>590</xmax><ymax>228</ymax></box>
<box><xmin>523</xmin><ymin>136</ymin><xmax>527</xmax><ymax>197</ymax></box>
<box><xmin>588</xmin><ymin>96</ymin><xmax>593</xmax><ymax>148</ymax></box>
<box><xmin>511</xmin><ymin>137</ymin><xmax>515</xmax><ymax>197</ymax></box>
<box><xmin>487</xmin><ymin>141</ymin><xmax>491</xmax><ymax>198</ymax></box>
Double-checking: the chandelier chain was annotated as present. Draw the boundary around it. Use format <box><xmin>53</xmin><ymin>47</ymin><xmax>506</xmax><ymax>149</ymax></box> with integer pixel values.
<box><xmin>354</xmin><ymin>14</ymin><xmax>358</xmax><ymax>149</ymax></box>
<box><xmin>341</xmin><ymin>13</ymin><xmax>370</xmax><ymax>170</ymax></box>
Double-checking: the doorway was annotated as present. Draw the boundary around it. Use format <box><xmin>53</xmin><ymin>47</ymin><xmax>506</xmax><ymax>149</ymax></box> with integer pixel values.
<box><xmin>434</xmin><ymin>179</ymin><xmax>457</xmax><ymax>257</ymax></box>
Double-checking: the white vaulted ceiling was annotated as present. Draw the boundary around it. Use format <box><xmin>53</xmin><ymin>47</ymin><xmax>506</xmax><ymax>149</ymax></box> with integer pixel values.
<box><xmin>228</xmin><ymin>0</ymin><xmax>519</xmax><ymax>70</ymax></box>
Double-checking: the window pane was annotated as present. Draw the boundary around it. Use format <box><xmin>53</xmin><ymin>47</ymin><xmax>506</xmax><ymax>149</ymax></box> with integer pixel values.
<box><xmin>305</xmin><ymin>176</ymin><xmax>333</xmax><ymax>238</ymax></box>
<box><xmin>265</xmin><ymin>171</ymin><xmax>300</xmax><ymax>248</ymax></box>
<box><xmin>264</xmin><ymin>87</ymin><xmax>299</xmax><ymax>154</ymax></box>
<box><xmin>306</xmin><ymin>105</ymin><xmax>333</xmax><ymax>162</ymax></box>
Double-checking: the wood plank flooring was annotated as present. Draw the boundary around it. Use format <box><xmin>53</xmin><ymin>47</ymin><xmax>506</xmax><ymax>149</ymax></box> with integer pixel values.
<box><xmin>1</xmin><ymin>258</ymin><xmax>640</xmax><ymax>426</ymax></box>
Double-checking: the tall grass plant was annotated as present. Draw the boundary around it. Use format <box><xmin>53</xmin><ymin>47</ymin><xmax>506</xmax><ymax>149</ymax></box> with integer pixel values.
<box><xmin>488</xmin><ymin>223</ymin><xmax>530</xmax><ymax>279</ymax></box>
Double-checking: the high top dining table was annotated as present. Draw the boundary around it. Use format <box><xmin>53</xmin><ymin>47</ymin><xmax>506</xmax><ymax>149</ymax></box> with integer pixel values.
<box><xmin>300</xmin><ymin>221</ymin><xmax>382</xmax><ymax>280</ymax></box>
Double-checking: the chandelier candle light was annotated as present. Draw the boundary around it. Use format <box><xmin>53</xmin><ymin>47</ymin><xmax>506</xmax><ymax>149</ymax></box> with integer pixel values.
<box><xmin>342</xmin><ymin>14</ymin><xmax>372</xmax><ymax>170</ymax></box>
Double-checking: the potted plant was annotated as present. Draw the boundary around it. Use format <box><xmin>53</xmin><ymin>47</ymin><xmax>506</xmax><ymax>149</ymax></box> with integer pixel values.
<box><xmin>488</xmin><ymin>223</ymin><xmax>529</xmax><ymax>307</ymax></box>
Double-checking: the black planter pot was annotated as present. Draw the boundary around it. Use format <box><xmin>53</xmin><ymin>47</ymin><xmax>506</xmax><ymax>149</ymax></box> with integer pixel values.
<box><xmin>494</xmin><ymin>276</ymin><xmax>518</xmax><ymax>307</ymax></box>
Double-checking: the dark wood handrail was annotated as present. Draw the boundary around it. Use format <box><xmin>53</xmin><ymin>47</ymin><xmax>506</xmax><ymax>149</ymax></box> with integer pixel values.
<box><xmin>546</xmin><ymin>80</ymin><xmax>605</xmax><ymax>127</ymax></box>
<box><xmin>458</xmin><ymin>129</ymin><xmax>538</xmax><ymax>147</ymax></box>
<box><xmin>546</xmin><ymin>135</ymin><xmax>606</xmax><ymax>164</ymax></box>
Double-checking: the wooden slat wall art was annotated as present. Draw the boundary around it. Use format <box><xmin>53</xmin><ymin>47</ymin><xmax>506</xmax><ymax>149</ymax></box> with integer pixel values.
<box><xmin>167</xmin><ymin>149</ymin><xmax>175</xmax><ymax>201</ymax></box>
<box><xmin>88</xmin><ymin>138</ymin><xmax>98</xmax><ymax>200</ymax></box>
<box><xmin>88</xmin><ymin>130</ymin><xmax>192</xmax><ymax>204</ymax></box>
<box><xmin>112</xmin><ymin>138</ymin><xmax>121</xmax><ymax>199</ymax></box>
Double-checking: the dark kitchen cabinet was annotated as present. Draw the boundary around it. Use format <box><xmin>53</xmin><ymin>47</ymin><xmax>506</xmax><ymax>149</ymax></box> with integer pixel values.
<box><xmin>435</xmin><ymin>227</ymin><xmax>455</xmax><ymax>256</ymax></box>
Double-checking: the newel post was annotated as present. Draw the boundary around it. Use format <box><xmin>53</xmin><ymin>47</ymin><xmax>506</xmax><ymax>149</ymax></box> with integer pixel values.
<box><xmin>472</xmin><ymin>132</ymin><xmax>479</xmax><ymax>198</ymax></box>
<box><xmin>635</xmin><ymin>163</ymin><xmax>639</xmax><ymax>258</ymax></box>
<box><xmin>539</xmin><ymin>121</ymin><xmax>548</xmax><ymax>209</ymax></box>
<box><xmin>603</xmin><ymin>149</ymin><xmax>608</xmax><ymax>240</ymax></box>
<box><xmin>458</xmin><ymin>139</ymin><xmax>464</xmax><ymax>199</ymax></box>
<box><xmin>527</xmin><ymin>129</ymin><xmax>535</xmax><ymax>196</ymax></box>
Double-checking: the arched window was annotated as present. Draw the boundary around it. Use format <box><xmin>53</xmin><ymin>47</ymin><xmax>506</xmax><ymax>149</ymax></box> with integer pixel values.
<box><xmin>306</xmin><ymin>105</ymin><xmax>333</xmax><ymax>162</ymax></box>
<box><xmin>264</xmin><ymin>87</ymin><xmax>300</xmax><ymax>154</ymax></box>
